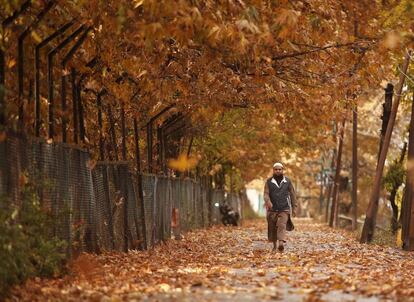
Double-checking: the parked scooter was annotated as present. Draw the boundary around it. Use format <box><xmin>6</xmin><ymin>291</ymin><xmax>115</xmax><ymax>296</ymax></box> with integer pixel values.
<box><xmin>219</xmin><ymin>202</ymin><xmax>240</xmax><ymax>226</ymax></box>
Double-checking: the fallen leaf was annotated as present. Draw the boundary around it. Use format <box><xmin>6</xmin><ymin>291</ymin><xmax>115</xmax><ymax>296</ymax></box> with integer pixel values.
<box><xmin>168</xmin><ymin>154</ymin><xmax>198</xmax><ymax>172</ymax></box>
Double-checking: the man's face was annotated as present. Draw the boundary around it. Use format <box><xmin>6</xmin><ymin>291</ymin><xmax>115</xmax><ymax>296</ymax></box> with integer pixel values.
<box><xmin>273</xmin><ymin>166</ymin><xmax>283</xmax><ymax>176</ymax></box>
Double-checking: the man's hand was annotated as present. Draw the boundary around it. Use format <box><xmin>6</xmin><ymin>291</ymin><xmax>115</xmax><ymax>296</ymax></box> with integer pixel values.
<box><xmin>265</xmin><ymin>201</ymin><xmax>272</xmax><ymax>211</ymax></box>
<box><xmin>292</xmin><ymin>210</ymin><xmax>297</xmax><ymax>217</ymax></box>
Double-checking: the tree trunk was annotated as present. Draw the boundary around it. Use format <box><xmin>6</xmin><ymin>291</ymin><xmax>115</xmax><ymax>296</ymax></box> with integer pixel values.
<box><xmin>147</xmin><ymin>121</ymin><xmax>153</xmax><ymax>173</ymax></box>
<box><xmin>0</xmin><ymin>49</ymin><xmax>4</xmax><ymax>126</ymax></box>
<box><xmin>352</xmin><ymin>105</ymin><xmax>358</xmax><ymax>230</ymax></box>
<box><xmin>134</xmin><ymin>118</ymin><xmax>142</xmax><ymax>174</ymax></box>
<box><xmin>107</xmin><ymin>105</ymin><xmax>119</xmax><ymax>161</ymax></box>
<box><xmin>157</xmin><ymin>126</ymin><xmax>166</xmax><ymax>174</ymax></box>
<box><xmin>47</xmin><ymin>54</ymin><xmax>54</xmax><ymax>139</ymax></box>
<box><xmin>160</xmin><ymin>127</ymin><xmax>166</xmax><ymax>174</ymax></box>
<box><xmin>61</xmin><ymin>75</ymin><xmax>67</xmax><ymax>142</ymax></box>
<box><xmin>77</xmin><ymin>84</ymin><xmax>85</xmax><ymax>143</ymax></box>
<box><xmin>34</xmin><ymin>47</ymin><xmax>41</xmax><ymax>136</ymax></box>
<box><xmin>97</xmin><ymin>93</ymin><xmax>105</xmax><ymax>161</ymax></box>
<box><xmin>121</xmin><ymin>106</ymin><xmax>127</xmax><ymax>160</ymax></box>
<box><xmin>360</xmin><ymin>51</ymin><xmax>411</xmax><ymax>243</ymax></box>
<box><xmin>319</xmin><ymin>166</ymin><xmax>324</xmax><ymax>215</ymax></box>
<box><xmin>325</xmin><ymin>149</ymin><xmax>336</xmax><ymax>223</ymax></box>
<box><xmin>329</xmin><ymin>118</ymin><xmax>346</xmax><ymax>227</ymax></box>
<box><xmin>325</xmin><ymin>182</ymin><xmax>333</xmax><ymax>223</ymax></box>
<box><xmin>71</xmin><ymin>68</ymin><xmax>78</xmax><ymax>143</ymax></box>
<box><xmin>134</xmin><ymin>118</ymin><xmax>147</xmax><ymax>250</ymax></box>
<box><xmin>401</xmin><ymin>93</ymin><xmax>414</xmax><ymax>250</ymax></box>
<box><xmin>378</xmin><ymin>84</ymin><xmax>394</xmax><ymax>162</ymax></box>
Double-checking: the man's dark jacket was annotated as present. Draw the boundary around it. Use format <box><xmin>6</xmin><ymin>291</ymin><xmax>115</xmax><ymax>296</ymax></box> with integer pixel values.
<box><xmin>264</xmin><ymin>176</ymin><xmax>297</xmax><ymax>212</ymax></box>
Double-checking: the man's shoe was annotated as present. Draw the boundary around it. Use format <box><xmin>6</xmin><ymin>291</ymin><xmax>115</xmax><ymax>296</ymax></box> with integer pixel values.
<box><xmin>278</xmin><ymin>243</ymin><xmax>284</xmax><ymax>252</ymax></box>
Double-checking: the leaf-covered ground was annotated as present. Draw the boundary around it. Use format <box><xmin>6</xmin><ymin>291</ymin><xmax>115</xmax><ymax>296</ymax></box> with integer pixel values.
<box><xmin>8</xmin><ymin>219</ymin><xmax>414</xmax><ymax>302</ymax></box>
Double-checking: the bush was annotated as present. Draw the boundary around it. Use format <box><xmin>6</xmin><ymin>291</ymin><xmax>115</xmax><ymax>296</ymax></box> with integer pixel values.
<box><xmin>371</xmin><ymin>228</ymin><xmax>399</xmax><ymax>248</ymax></box>
<box><xmin>0</xmin><ymin>186</ymin><xmax>67</xmax><ymax>297</ymax></box>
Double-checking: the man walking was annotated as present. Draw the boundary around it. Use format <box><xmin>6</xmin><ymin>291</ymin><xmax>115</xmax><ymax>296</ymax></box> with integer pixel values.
<box><xmin>264</xmin><ymin>162</ymin><xmax>297</xmax><ymax>252</ymax></box>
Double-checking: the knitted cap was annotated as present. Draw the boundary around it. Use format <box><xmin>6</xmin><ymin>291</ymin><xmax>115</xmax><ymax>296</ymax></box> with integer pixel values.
<box><xmin>273</xmin><ymin>162</ymin><xmax>284</xmax><ymax>168</ymax></box>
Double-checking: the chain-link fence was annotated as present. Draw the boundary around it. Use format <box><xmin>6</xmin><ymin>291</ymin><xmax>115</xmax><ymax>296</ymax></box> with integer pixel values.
<box><xmin>0</xmin><ymin>133</ymin><xmax>97</xmax><ymax>256</ymax></box>
<box><xmin>0</xmin><ymin>133</ymin><xmax>242</xmax><ymax>255</ymax></box>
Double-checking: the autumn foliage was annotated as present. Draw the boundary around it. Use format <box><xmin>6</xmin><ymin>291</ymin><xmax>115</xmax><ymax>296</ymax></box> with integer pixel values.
<box><xmin>2</xmin><ymin>0</ymin><xmax>413</xmax><ymax>183</ymax></box>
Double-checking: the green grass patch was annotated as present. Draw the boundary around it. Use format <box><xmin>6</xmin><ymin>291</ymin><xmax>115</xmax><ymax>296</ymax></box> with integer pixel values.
<box><xmin>0</xmin><ymin>185</ymin><xmax>67</xmax><ymax>297</ymax></box>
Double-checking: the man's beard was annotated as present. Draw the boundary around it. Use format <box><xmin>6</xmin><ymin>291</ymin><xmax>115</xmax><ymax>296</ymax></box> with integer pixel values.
<box><xmin>273</xmin><ymin>174</ymin><xmax>283</xmax><ymax>180</ymax></box>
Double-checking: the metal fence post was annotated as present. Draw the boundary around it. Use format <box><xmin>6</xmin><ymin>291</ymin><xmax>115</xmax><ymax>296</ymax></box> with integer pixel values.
<box><xmin>18</xmin><ymin>1</ymin><xmax>55</xmax><ymax>130</ymax></box>
<box><xmin>134</xmin><ymin>118</ymin><xmax>147</xmax><ymax>249</ymax></box>
<box><xmin>35</xmin><ymin>21</ymin><xmax>74</xmax><ymax>137</ymax></box>
<box><xmin>47</xmin><ymin>25</ymin><xmax>85</xmax><ymax>139</ymax></box>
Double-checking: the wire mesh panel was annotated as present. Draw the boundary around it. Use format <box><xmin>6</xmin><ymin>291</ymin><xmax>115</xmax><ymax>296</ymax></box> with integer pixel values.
<box><xmin>201</xmin><ymin>184</ymin><xmax>209</xmax><ymax>227</ymax></box>
<box><xmin>196</xmin><ymin>183</ymin><xmax>204</xmax><ymax>228</ymax></box>
<box><xmin>163</xmin><ymin>177</ymin><xmax>172</xmax><ymax>241</ymax></box>
<box><xmin>26</xmin><ymin>140</ymin><xmax>97</xmax><ymax>255</ymax></box>
<box><xmin>92</xmin><ymin>164</ymin><xmax>115</xmax><ymax>252</ymax></box>
<box><xmin>0</xmin><ymin>133</ymin><xmax>29</xmax><ymax>207</ymax></box>
<box><xmin>190</xmin><ymin>180</ymin><xmax>198</xmax><ymax>229</ymax></box>
<box><xmin>155</xmin><ymin>177</ymin><xmax>172</xmax><ymax>243</ymax></box>
<box><xmin>170</xmin><ymin>178</ymin><xmax>181</xmax><ymax>238</ymax></box>
<box><xmin>142</xmin><ymin>174</ymin><xmax>156</xmax><ymax>248</ymax></box>
<box><xmin>191</xmin><ymin>181</ymin><xmax>197</xmax><ymax>228</ymax></box>
<box><xmin>51</xmin><ymin>144</ymin><xmax>72</xmax><ymax>253</ymax></box>
<box><xmin>179</xmin><ymin>178</ymin><xmax>188</xmax><ymax>232</ymax></box>
<box><xmin>68</xmin><ymin>148</ymin><xmax>97</xmax><ymax>254</ymax></box>
<box><xmin>184</xmin><ymin>179</ymin><xmax>193</xmax><ymax>231</ymax></box>
<box><xmin>131</xmin><ymin>173</ymin><xmax>146</xmax><ymax>250</ymax></box>
<box><xmin>0</xmin><ymin>133</ymin><xmax>98</xmax><ymax>255</ymax></box>
<box><xmin>153</xmin><ymin>177</ymin><xmax>163</xmax><ymax>245</ymax></box>
<box><xmin>93</xmin><ymin>166</ymin><xmax>145</xmax><ymax>252</ymax></box>
<box><xmin>126</xmin><ymin>171</ymin><xmax>142</xmax><ymax>250</ymax></box>
<box><xmin>95</xmin><ymin>163</ymin><xmax>131</xmax><ymax>252</ymax></box>
<box><xmin>193</xmin><ymin>183</ymin><xmax>200</xmax><ymax>229</ymax></box>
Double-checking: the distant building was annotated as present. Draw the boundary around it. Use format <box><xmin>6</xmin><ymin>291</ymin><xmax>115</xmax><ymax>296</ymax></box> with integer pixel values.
<box><xmin>246</xmin><ymin>187</ymin><xmax>266</xmax><ymax>217</ymax></box>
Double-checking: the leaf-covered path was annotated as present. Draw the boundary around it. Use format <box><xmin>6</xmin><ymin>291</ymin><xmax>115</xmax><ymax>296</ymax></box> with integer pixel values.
<box><xmin>9</xmin><ymin>219</ymin><xmax>414</xmax><ymax>302</ymax></box>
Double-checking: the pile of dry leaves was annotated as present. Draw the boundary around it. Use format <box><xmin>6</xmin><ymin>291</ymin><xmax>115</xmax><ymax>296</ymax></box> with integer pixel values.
<box><xmin>7</xmin><ymin>219</ymin><xmax>414</xmax><ymax>301</ymax></box>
